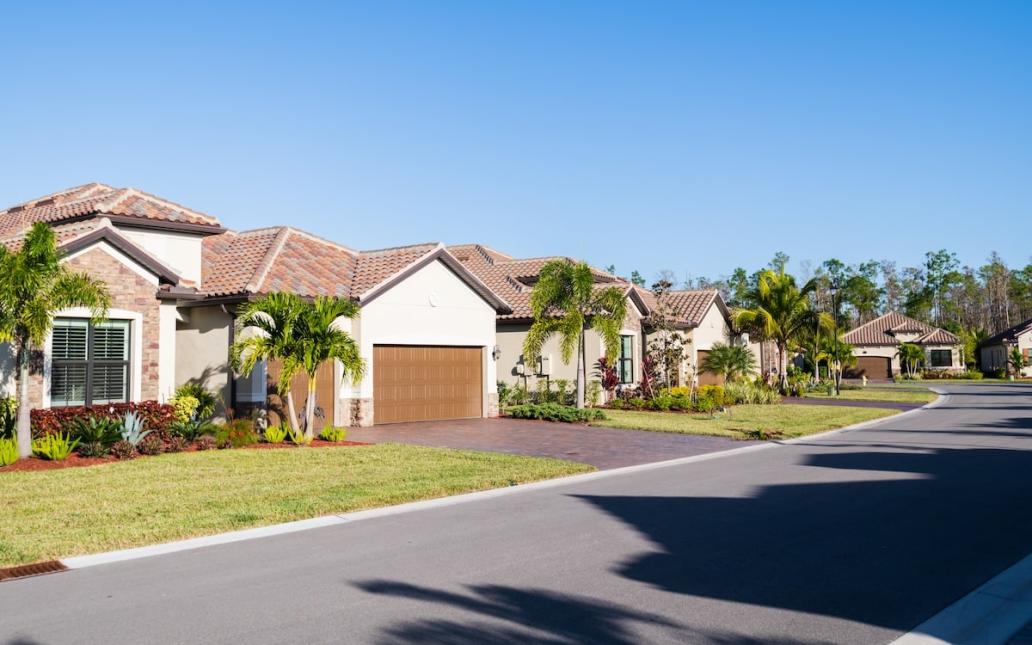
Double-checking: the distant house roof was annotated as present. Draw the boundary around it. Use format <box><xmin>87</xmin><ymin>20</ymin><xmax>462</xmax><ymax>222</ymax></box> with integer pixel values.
<box><xmin>842</xmin><ymin>312</ymin><xmax>959</xmax><ymax>346</ymax></box>
<box><xmin>448</xmin><ymin>244</ymin><xmax>637</xmax><ymax>321</ymax></box>
<box><xmin>202</xmin><ymin>229</ymin><xmax>510</xmax><ymax>312</ymax></box>
<box><xmin>0</xmin><ymin>183</ymin><xmax>223</xmax><ymax>238</ymax></box>
<box><xmin>979</xmin><ymin>317</ymin><xmax>1032</xmax><ymax>347</ymax></box>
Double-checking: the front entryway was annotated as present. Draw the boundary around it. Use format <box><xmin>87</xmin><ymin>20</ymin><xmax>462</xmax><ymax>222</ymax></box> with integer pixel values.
<box><xmin>373</xmin><ymin>345</ymin><xmax>483</xmax><ymax>424</ymax></box>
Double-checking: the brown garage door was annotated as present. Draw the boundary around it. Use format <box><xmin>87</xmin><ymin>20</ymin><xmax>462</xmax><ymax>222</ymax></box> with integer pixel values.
<box><xmin>849</xmin><ymin>356</ymin><xmax>891</xmax><ymax>379</ymax></box>
<box><xmin>265</xmin><ymin>359</ymin><xmax>336</xmax><ymax>432</ymax></box>
<box><xmin>696</xmin><ymin>350</ymin><xmax>725</xmax><ymax>386</ymax></box>
<box><xmin>374</xmin><ymin>345</ymin><xmax>483</xmax><ymax>424</ymax></box>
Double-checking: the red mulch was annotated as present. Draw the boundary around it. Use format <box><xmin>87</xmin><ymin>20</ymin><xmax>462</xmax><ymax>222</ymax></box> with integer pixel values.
<box><xmin>0</xmin><ymin>439</ymin><xmax>371</xmax><ymax>474</ymax></box>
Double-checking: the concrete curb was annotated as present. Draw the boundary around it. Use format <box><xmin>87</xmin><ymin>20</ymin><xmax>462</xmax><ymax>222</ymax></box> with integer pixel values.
<box><xmin>56</xmin><ymin>393</ymin><xmax>946</xmax><ymax>572</ymax></box>
<box><xmin>890</xmin><ymin>550</ymin><xmax>1032</xmax><ymax>645</ymax></box>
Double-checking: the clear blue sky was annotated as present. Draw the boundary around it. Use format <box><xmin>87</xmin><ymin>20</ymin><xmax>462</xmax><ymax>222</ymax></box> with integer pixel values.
<box><xmin>2</xmin><ymin>1</ymin><xmax>1029</xmax><ymax>283</ymax></box>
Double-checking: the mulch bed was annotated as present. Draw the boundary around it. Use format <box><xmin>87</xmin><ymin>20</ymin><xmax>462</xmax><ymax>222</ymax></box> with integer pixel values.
<box><xmin>0</xmin><ymin>438</ymin><xmax>372</xmax><ymax>474</ymax></box>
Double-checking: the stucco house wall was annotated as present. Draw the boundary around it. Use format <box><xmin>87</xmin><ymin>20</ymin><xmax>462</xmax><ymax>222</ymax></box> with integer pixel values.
<box><xmin>174</xmin><ymin>305</ymin><xmax>234</xmax><ymax>417</ymax></box>
<box><xmin>980</xmin><ymin>329</ymin><xmax>1032</xmax><ymax>377</ymax></box>
<box><xmin>342</xmin><ymin>259</ymin><xmax>500</xmax><ymax>426</ymax></box>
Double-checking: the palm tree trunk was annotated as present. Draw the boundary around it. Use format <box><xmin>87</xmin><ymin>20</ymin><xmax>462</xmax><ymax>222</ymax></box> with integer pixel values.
<box><xmin>16</xmin><ymin>343</ymin><xmax>31</xmax><ymax>458</ymax></box>
<box><xmin>576</xmin><ymin>329</ymin><xmax>585</xmax><ymax>409</ymax></box>
<box><xmin>778</xmin><ymin>342</ymin><xmax>788</xmax><ymax>393</ymax></box>
<box><xmin>304</xmin><ymin>372</ymin><xmax>318</xmax><ymax>440</ymax></box>
<box><xmin>284</xmin><ymin>390</ymin><xmax>301</xmax><ymax>436</ymax></box>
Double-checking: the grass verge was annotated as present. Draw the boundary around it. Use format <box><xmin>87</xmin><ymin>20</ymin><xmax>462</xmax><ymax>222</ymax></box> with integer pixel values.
<box><xmin>591</xmin><ymin>404</ymin><xmax>897</xmax><ymax>440</ymax></box>
<box><xmin>0</xmin><ymin>444</ymin><xmax>592</xmax><ymax>567</ymax></box>
<box><xmin>805</xmin><ymin>386</ymin><xmax>936</xmax><ymax>404</ymax></box>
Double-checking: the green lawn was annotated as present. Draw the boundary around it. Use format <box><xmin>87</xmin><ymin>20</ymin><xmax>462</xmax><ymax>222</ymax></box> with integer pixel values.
<box><xmin>591</xmin><ymin>404</ymin><xmax>896</xmax><ymax>440</ymax></box>
<box><xmin>804</xmin><ymin>386</ymin><xmax>938</xmax><ymax>404</ymax></box>
<box><xmin>0</xmin><ymin>444</ymin><xmax>592</xmax><ymax>567</ymax></box>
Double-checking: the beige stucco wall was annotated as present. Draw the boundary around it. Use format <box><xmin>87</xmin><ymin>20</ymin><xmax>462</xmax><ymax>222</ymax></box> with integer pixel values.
<box><xmin>175</xmin><ymin>305</ymin><xmax>233</xmax><ymax>416</ymax></box>
<box><xmin>855</xmin><ymin>343</ymin><xmax>963</xmax><ymax>375</ymax></box>
<box><xmin>119</xmin><ymin>226</ymin><xmax>205</xmax><ymax>285</ymax></box>
<box><xmin>496</xmin><ymin>300</ymin><xmax>645</xmax><ymax>391</ymax></box>
<box><xmin>348</xmin><ymin>259</ymin><xmax>499</xmax><ymax>424</ymax></box>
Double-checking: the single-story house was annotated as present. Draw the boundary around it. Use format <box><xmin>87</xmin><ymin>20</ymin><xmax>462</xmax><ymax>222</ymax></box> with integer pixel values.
<box><xmin>841</xmin><ymin>311</ymin><xmax>963</xmax><ymax>378</ymax></box>
<box><xmin>1</xmin><ymin>183</ymin><xmax>511</xmax><ymax>427</ymax></box>
<box><xmin>978</xmin><ymin>317</ymin><xmax>1032</xmax><ymax>377</ymax></box>
<box><xmin>448</xmin><ymin>245</ymin><xmax>650</xmax><ymax>393</ymax></box>
<box><xmin>635</xmin><ymin>287</ymin><xmax>771</xmax><ymax>386</ymax></box>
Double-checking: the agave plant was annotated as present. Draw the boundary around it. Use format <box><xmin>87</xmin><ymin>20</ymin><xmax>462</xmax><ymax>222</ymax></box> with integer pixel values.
<box><xmin>120</xmin><ymin>411</ymin><xmax>152</xmax><ymax>447</ymax></box>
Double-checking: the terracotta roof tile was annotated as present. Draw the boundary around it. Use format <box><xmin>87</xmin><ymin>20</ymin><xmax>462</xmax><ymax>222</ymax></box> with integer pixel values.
<box><xmin>980</xmin><ymin>318</ymin><xmax>1032</xmax><ymax>347</ymax></box>
<box><xmin>0</xmin><ymin>183</ymin><xmax>221</xmax><ymax>238</ymax></box>
<box><xmin>842</xmin><ymin>312</ymin><xmax>959</xmax><ymax>346</ymax></box>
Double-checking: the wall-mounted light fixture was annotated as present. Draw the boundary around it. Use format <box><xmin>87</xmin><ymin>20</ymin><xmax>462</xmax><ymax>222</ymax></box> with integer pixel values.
<box><xmin>492</xmin><ymin>345</ymin><xmax>502</xmax><ymax>361</ymax></box>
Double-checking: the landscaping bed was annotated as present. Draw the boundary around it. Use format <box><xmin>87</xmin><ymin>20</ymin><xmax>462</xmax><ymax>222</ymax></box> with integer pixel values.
<box><xmin>0</xmin><ymin>444</ymin><xmax>593</xmax><ymax>567</ymax></box>
<box><xmin>590</xmin><ymin>405</ymin><xmax>897</xmax><ymax>440</ymax></box>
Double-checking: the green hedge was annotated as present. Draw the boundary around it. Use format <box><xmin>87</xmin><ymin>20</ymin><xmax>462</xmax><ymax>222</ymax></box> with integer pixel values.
<box><xmin>506</xmin><ymin>403</ymin><xmax>606</xmax><ymax>423</ymax></box>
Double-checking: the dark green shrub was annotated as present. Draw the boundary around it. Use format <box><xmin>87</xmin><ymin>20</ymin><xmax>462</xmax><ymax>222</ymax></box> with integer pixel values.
<box><xmin>608</xmin><ymin>399</ymin><xmax>626</xmax><ymax>410</ymax></box>
<box><xmin>111</xmin><ymin>440</ymin><xmax>135</xmax><ymax>460</ymax></box>
<box><xmin>170</xmin><ymin>416</ymin><xmax>217</xmax><ymax>442</ymax></box>
<box><xmin>0</xmin><ymin>397</ymin><xmax>16</xmax><ymax>440</ymax></box>
<box><xmin>507</xmin><ymin>403</ymin><xmax>606</xmax><ymax>423</ymax></box>
<box><xmin>627</xmin><ymin>397</ymin><xmax>647</xmax><ymax>410</ymax></box>
<box><xmin>77</xmin><ymin>442</ymin><xmax>109</xmax><ymax>458</ymax></box>
<box><xmin>67</xmin><ymin>416</ymin><xmax>122</xmax><ymax>449</ymax></box>
<box><xmin>137</xmin><ymin>434</ymin><xmax>164</xmax><ymax>456</ymax></box>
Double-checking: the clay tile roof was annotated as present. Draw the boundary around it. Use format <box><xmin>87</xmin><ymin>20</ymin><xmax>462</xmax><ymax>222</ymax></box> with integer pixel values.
<box><xmin>979</xmin><ymin>318</ymin><xmax>1032</xmax><ymax>347</ymax></box>
<box><xmin>842</xmin><ymin>311</ymin><xmax>959</xmax><ymax>346</ymax></box>
<box><xmin>351</xmin><ymin>242</ymin><xmax>439</xmax><ymax>296</ymax></box>
<box><xmin>447</xmin><ymin>244</ymin><xmax>632</xmax><ymax>320</ymax></box>
<box><xmin>0</xmin><ymin>218</ymin><xmax>104</xmax><ymax>251</ymax></box>
<box><xmin>660</xmin><ymin>290</ymin><xmax>721</xmax><ymax>327</ymax></box>
<box><xmin>0</xmin><ymin>183</ymin><xmax>222</xmax><ymax>238</ymax></box>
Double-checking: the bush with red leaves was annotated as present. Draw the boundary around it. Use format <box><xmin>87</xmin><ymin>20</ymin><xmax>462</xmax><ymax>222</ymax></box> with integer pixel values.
<box><xmin>31</xmin><ymin>401</ymin><xmax>178</xmax><ymax>440</ymax></box>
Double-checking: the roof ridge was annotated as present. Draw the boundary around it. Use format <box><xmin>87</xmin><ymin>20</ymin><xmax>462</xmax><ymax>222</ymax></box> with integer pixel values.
<box><xmin>246</xmin><ymin>227</ymin><xmax>292</xmax><ymax>293</ymax></box>
<box><xmin>121</xmin><ymin>187</ymin><xmax>220</xmax><ymax>224</ymax></box>
<box><xmin>282</xmin><ymin>226</ymin><xmax>358</xmax><ymax>256</ymax></box>
<box><xmin>360</xmin><ymin>241</ymin><xmax>439</xmax><ymax>255</ymax></box>
<box><xmin>845</xmin><ymin>311</ymin><xmax>895</xmax><ymax>336</ymax></box>
<box><xmin>0</xmin><ymin>182</ymin><xmax>116</xmax><ymax>214</ymax></box>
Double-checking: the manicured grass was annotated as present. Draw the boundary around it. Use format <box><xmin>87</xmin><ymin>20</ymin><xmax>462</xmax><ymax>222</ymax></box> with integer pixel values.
<box><xmin>0</xmin><ymin>444</ymin><xmax>592</xmax><ymax>567</ymax></box>
<box><xmin>591</xmin><ymin>405</ymin><xmax>896</xmax><ymax>440</ymax></box>
<box><xmin>805</xmin><ymin>386</ymin><xmax>937</xmax><ymax>404</ymax></box>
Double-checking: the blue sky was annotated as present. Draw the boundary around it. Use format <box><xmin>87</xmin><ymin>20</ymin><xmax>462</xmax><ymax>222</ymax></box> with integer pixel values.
<box><xmin>1</xmin><ymin>1</ymin><xmax>1029</xmax><ymax>283</ymax></box>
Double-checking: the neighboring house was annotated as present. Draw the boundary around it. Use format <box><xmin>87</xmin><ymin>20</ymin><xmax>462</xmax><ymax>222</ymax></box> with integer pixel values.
<box><xmin>841</xmin><ymin>311</ymin><xmax>963</xmax><ymax>378</ymax></box>
<box><xmin>449</xmin><ymin>245</ymin><xmax>650</xmax><ymax>393</ymax></box>
<box><xmin>978</xmin><ymin>318</ymin><xmax>1032</xmax><ymax>377</ymax></box>
<box><xmin>637</xmin><ymin>287</ymin><xmax>768</xmax><ymax>386</ymax></box>
<box><xmin>1</xmin><ymin>184</ymin><xmax>511</xmax><ymax>427</ymax></box>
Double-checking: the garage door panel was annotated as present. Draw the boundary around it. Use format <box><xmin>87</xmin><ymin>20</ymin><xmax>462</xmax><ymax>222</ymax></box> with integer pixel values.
<box><xmin>374</xmin><ymin>345</ymin><xmax>483</xmax><ymax>424</ymax></box>
<box><xmin>847</xmin><ymin>356</ymin><xmax>892</xmax><ymax>379</ymax></box>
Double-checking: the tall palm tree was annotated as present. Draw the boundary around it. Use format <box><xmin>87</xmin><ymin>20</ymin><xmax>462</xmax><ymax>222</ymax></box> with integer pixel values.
<box><xmin>735</xmin><ymin>268</ymin><xmax>832</xmax><ymax>392</ymax></box>
<box><xmin>523</xmin><ymin>260</ymin><xmax>628</xmax><ymax>408</ymax></box>
<box><xmin>0</xmin><ymin>223</ymin><xmax>111</xmax><ymax>457</ymax></box>
<box><xmin>232</xmin><ymin>293</ymin><xmax>364</xmax><ymax>440</ymax></box>
<box><xmin>700</xmin><ymin>342</ymin><xmax>756</xmax><ymax>383</ymax></box>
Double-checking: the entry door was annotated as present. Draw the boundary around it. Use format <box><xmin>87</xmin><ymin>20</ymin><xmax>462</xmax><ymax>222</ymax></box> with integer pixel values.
<box><xmin>374</xmin><ymin>345</ymin><xmax>483</xmax><ymax>424</ymax></box>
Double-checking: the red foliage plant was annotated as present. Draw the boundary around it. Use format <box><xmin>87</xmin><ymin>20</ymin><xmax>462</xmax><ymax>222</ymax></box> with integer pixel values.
<box><xmin>31</xmin><ymin>401</ymin><xmax>177</xmax><ymax>439</ymax></box>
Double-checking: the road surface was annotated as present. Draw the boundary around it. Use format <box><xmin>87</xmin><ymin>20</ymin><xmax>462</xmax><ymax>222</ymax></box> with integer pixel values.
<box><xmin>3</xmin><ymin>383</ymin><xmax>1031</xmax><ymax>644</ymax></box>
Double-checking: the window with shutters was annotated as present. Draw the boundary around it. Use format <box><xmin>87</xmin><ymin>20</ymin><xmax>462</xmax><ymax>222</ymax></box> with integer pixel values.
<box><xmin>617</xmin><ymin>335</ymin><xmax>634</xmax><ymax>384</ymax></box>
<box><xmin>51</xmin><ymin>319</ymin><xmax>130</xmax><ymax>407</ymax></box>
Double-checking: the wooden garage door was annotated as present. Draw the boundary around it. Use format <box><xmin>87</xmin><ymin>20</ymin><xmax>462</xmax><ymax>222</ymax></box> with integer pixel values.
<box><xmin>265</xmin><ymin>360</ymin><xmax>336</xmax><ymax>432</ymax></box>
<box><xmin>696</xmin><ymin>350</ymin><xmax>725</xmax><ymax>386</ymax></box>
<box><xmin>374</xmin><ymin>345</ymin><xmax>483</xmax><ymax>424</ymax></box>
<box><xmin>849</xmin><ymin>356</ymin><xmax>891</xmax><ymax>379</ymax></box>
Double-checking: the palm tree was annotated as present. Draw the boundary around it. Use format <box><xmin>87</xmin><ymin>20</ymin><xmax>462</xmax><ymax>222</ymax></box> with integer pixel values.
<box><xmin>700</xmin><ymin>343</ymin><xmax>756</xmax><ymax>383</ymax></box>
<box><xmin>1008</xmin><ymin>347</ymin><xmax>1026</xmax><ymax>376</ymax></box>
<box><xmin>523</xmin><ymin>259</ymin><xmax>628</xmax><ymax>408</ymax></box>
<box><xmin>0</xmin><ymin>223</ymin><xmax>111</xmax><ymax>457</ymax></box>
<box><xmin>897</xmin><ymin>343</ymin><xmax>924</xmax><ymax>379</ymax></box>
<box><xmin>735</xmin><ymin>267</ymin><xmax>832</xmax><ymax>393</ymax></box>
<box><xmin>232</xmin><ymin>293</ymin><xmax>365</xmax><ymax>440</ymax></box>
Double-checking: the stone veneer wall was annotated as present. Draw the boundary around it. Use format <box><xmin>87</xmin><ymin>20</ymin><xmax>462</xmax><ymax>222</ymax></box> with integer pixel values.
<box><xmin>29</xmin><ymin>246</ymin><xmax>161</xmax><ymax>408</ymax></box>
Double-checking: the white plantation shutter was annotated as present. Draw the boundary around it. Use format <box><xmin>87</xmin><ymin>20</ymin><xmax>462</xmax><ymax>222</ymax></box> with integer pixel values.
<box><xmin>51</xmin><ymin>318</ymin><xmax>130</xmax><ymax>407</ymax></box>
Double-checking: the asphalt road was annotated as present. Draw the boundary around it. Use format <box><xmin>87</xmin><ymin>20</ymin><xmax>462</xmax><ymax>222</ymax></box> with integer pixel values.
<box><xmin>3</xmin><ymin>383</ymin><xmax>1032</xmax><ymax>644</ymax></box>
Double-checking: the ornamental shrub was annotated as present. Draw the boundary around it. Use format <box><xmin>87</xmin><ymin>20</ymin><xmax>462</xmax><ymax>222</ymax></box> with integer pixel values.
<box><xmin>170</xmin><ymin>395</ymin><xmax>199</xmax><ymax>423</ymax></box>
<box><xmin>214</xmin><ymin>419</ymin><xmax>259</xmax><ymax>448</ymax></box>
<box><xmin>506</xmin><ymin>403</ymin><xmax>606</xmax><ymax>423</ymax></box>
<box><xmin>698</xmin><ymin>385</ymin><xmax>726</xmax><ymax>408</ymax></box>
<box><xmin>165</xmin><ymin>436</ymin><xmax>188</xmax><ymax>453</ymax></box>
<box><xmin>195</xmin><ymin>435</ymin><xmax>217</xmax><ymax>451</ymax></box>
<box><xmin>31</xmin><ymin>402</ymin><xmax>177</xmax><ymax>439</ymax></box>
<box><xmin>137</xmin><ymin>433</ymin><xmax>164</xmax><ymax>456</ymax></box>
<box><xmin>0</xmin><ymin>437</ymin><xmax>17</xmax><ymax>467</ymax></box>
<box><xmin>319</xmin><ymin>426</ymin><xmax>347</xmax><ymax>442</ymax></box>
<box><xmin>263</xmin><ymin>424</ymin><xmax>288</xmax><ymax>444</ymax></box>
<box><xmin>111</xmin><ymin>440</ymin><xmax>136</xmax><ymax>460</ymax></box>
<box><xmin>32</xmin><ymin>433</ymin><xmax>79</xmax><ymax>461</ymax></box>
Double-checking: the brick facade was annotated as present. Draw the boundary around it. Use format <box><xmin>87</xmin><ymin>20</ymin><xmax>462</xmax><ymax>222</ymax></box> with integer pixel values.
<box><xmin>29</xmin><ymin>245</ymin><xmax>161</xmax><ymax>408</ymax></box>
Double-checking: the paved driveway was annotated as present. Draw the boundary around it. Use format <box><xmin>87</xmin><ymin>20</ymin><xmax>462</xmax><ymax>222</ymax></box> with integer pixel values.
<box><xmin>349</xmin><ymin>417</ymin><xmax>749</xmax><ymax>469</ymax></box>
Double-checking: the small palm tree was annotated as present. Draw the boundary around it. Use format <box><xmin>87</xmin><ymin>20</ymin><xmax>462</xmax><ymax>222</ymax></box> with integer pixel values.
<box><xmin>0</xmin><ymin>223</ymin><xmax>111</xmax><ymax>457</ymax></box>
<box><xmin>232</xmin><ymin>293</ymin><xmax>364</xmax><ymax>440</ymax></box>
<box><xmin>524</xmin><ymin>260</ymin><xmax>628</xmax><ymax>409</ymax></box>
<box><xmin>735</xmin><ymin>268</ymin><xmax>832</xmax><ymax>393</ymax></box>
<box><xmin>897</xmin><ymin>343</ymin><xmax>924</xmax><ymax>379</ymax></box>
<box><xmin>1008</xmin><ymin>347</ymin><xmax>1026</xmax><ymax>376</ymax></box>
<box><xmin>700</xmin><ymin>343</ymin><xmax>756</xmax><ymax>383</ymax></box>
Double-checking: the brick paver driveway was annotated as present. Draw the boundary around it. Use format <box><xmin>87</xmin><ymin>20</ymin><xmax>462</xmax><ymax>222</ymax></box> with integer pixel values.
<box><xmin>349</xmin><ymin>417</ymin><xmax>750</xmax><ymax>469</ymax></box>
